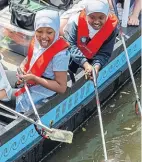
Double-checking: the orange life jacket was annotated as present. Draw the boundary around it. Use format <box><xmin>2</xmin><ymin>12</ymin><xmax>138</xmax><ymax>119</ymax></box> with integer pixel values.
<box><xmin>77</xmin><ymin>10</ymin><xmax>118</xmax><ymax>59</ymax></box>
<box><xmin>15</xmin><ymin>37</ymin><xmax>69</xmax><ymax>97</ymax></box>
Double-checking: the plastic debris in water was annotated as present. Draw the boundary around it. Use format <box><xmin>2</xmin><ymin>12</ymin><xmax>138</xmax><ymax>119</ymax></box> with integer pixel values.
<box><xmin>110</xmin><ymin>104</ymin><xmax>115</xmax><ymax>108</ymax></box>
<box><xmin>82</xmin><ymin>127</ymin><xmax>86</xmax><ymax>132</ymax></box>
<box><xmin>121</xmin><ymin>91</ymin><xmax>130</xmax><ymax>94</ymax></box>
<box><xmin>123</xmin><ymin>127</ymin><xmax>132</xmax><ymax>130</ymax></box>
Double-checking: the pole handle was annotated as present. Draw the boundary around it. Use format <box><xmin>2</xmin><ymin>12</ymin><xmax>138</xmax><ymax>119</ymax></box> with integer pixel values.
<box><xmin>92</xmin><ymin>68</ymin><xmax>97</xmax><ymax>87</ymax></box>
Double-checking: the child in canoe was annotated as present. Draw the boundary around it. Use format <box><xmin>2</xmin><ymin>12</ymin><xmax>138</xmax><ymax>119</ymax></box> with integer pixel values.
<box><xmin>0</xmin><ymin>9</ymin><xmax>70</xmax><ymax>112</ymax></box>
<box><xmin>63</xmin><ymin>0</ymin><xmax>118</xmax><ymax>79</ymax></box>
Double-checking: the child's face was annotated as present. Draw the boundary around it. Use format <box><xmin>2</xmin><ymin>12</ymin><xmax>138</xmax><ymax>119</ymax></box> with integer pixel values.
<box><xmin>35</xmin><ymin>27</ymin><xmax>55</xmax><ymax>48</ymax></box>
<box><xmin>87</xmin><ymin>12</ymin><xmax>107</xmax><ymax>30</ymax></box>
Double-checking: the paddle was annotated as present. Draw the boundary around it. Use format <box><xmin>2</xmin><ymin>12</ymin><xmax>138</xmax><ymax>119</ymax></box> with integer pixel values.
<box><xmin>112</xmin><ymin>0</ymin><xmax>142</xmax><ymax>115</ymax></box>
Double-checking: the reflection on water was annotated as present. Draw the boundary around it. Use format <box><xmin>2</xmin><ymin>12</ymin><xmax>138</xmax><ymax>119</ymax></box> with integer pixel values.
<box><xmin>46</xmin><ymin>71</ymin><xmax>141</xmax><ymax>162</ymax></box>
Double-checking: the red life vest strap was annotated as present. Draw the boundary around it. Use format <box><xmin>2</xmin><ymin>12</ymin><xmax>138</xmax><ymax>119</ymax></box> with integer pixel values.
<box><xmin>77</xmin><ymin>10</ymin><xmax>118</xmax><ymax>59</ymax></box>
<box><xmin>15</xmin><ymin>37</ymin><xmax>69</xmax><ymax>97</ymax></box>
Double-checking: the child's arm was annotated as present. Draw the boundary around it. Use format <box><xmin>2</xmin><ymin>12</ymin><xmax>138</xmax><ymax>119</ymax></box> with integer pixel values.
<box><xmin>128</xmin><ymin>0</ymin><xmax>141</xmax><ymax>26</ymax></box>
<box><xmin>64</xmin><ymin>19</ymin><xmax>88</xmax><ymax>67</ymax></box>
<box><xmin>92</xmin><ymin>28</ymin><xmax>118</xmax><ymax>69</ymax></box>
<box><xmin>108</xmin><ymin>0</ymin><xmax>114</xmax><ymax>10</ymax></box>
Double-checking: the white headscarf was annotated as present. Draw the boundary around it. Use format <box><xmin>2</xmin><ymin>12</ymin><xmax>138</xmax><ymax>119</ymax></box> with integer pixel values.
<box><xmin>85</xmin><ymin>0</ymin><xmax>109</xmax><ymax>16</ymax></box>
<box><xmin>30</xmin><ymin>10</ymin><xmax>60</xmax><ymax>69</ymax></box>
<box><xmin>34</xmin><ymin>9</ymin><xmax>60</xmax><ymax>42</ymax></box>
<box><xmin>63</xmin><ymin>0</ymin><xmax>109</xmax><ymax>38</ymax></box>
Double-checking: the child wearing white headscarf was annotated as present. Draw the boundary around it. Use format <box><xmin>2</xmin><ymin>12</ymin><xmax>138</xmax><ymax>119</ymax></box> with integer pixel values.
<box><xmin>64</xmin><ymin>0</ymin><xmax>118</xmax><ymax>78</ymax></box>
<box><xmin>60</xmin><ymin>0</ymin><xmax>109</xmax><ymax>36</ymax></box>
<box><xmin>0</xmin><ymin>10</ymin><xmax>70</xmax><ymax>113</ymax></box>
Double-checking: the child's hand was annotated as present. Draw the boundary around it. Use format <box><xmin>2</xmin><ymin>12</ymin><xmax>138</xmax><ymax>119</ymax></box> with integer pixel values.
<box><xmin>83</xmin><ymin>62</ymin><xmax>93</xmax><ymax>80</ymax></box>
<box><xmin>16</xmin><ymin>67</ymin><xmax>26</xmax><ymax>83</ymax></box>
<box><xmin>83</xmin><ymin>62</ymin><xmax>101</xmax><ymax>80</ymax></box>
<box><xmin>128</xmin><ymin>14</ymin><xmax>139</xmax><ymax>26</ymax></box>
<box><xmin>19</xmin><ymin>73</ymin><xmax>36</xmax><ymax>82</ymax></box>
<box><xmin>19</xmin><ymin>66</ymin><xmax>26</xmax><ymax>74</ymax></box>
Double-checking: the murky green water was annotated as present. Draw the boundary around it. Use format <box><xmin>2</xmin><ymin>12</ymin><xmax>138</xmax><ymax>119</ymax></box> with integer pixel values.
<box><xmin>45</xmin><ymin>71</ymin><xmax>141</xmax><ymax>162</ymax></box>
